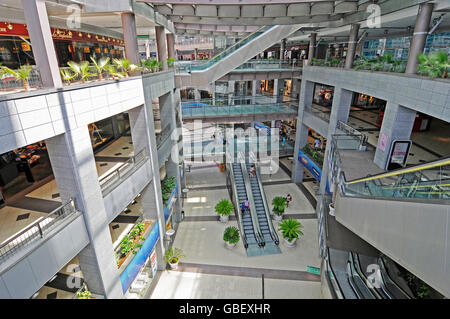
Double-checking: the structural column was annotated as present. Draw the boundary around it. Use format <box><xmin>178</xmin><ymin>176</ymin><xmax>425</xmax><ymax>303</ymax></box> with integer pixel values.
<box><xmin>373</xmin><ymin>103</ymin><xmax>416</xmax><ymax>169</ymax></box>
<box><xmin>155</xmin><ymin>26</ymin><xmax>168</xmax><ymax>71</ymax></box>
<box><xmin>318</xmin><ymin>87</ymin><xmax>353</xmax><ymax>196</ymax></box>
<box><xmin>252</xmin><ymin>80</ymin><xmax>257</xmax><ymax>104</ymax></box>
<box><xmin>405</xmin><ymin>3</ymin><xmax>434</xmax><ymax>74</ymax></box>
<box><xmin>166</xmin><ymin>33</ymin><xmax>176</xmax><ymax>61</ymax></box>
<box><xmin>280</xmin><ymin>39</ymin><xmax>286</xmax><ymax>60</ymax></box>
<box><xmin>21</xmin><ymin>0</ymin><xmax>62</xmax><ymax>88</ymax></box>
<box><xmin>228</xmin><ymin>81</ymin><xmax>235</xmax><ymax>105</ymax></box>
<box><xmin>307</xmin><ymin>33</ymin><xmax>317</xmax><ymax>65</ymax></box>
<box><xmin>121</xmin><ymin>12</ymin><xmax>140</xmax><ymax>65</ymax></box>
<box><xmin>292</xmin><ymin>80</ymin><xmax>315</xmax><ymax>183</ymax></box>
<box><xmin>46</xmin><ymin>126</ymin><xmax>123</xmax><ymax>298</ymax></box>
<box><xmin>128</xmin><ymin>104</ymin><xmax>166</xmax><ymax>269</ymax></box>
<box><xmin>345</xmin><ymin>24</ymin><xmax>360</xmax><ymax>69</ymax></box>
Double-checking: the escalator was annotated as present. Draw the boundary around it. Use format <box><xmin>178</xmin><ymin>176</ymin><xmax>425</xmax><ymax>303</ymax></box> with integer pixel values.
<box><xmin>227</xmin><ymin>160</ymin><xmax>264</xmax><ymax>256</ymax></box>
<box><xmin>245</xmin><ymin>163</ymin><xmax>281</xmax><ymax>255</ymax></box>
<box><xmin>334</xmin><ymin>157</ymin><xmax>450</xmax><ymax>298</ymax></box>
<box><xmin>175</xmin><ymin>24</ymin><xmax>302</xmax><ymax>86</ymax></box>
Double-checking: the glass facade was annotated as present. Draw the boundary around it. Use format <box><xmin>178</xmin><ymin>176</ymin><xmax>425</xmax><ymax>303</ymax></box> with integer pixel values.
<box><xmin>362</xmin><ymin>32</ymin><xmax>450</xmax><ymax>60</ymax></box>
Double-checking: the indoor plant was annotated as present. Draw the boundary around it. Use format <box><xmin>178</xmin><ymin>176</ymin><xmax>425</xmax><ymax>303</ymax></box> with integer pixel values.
<box><xmin>112</xmin><ymin>58</ymin><xmax>140</xmax><ymax>77</ymax></box>
<box><xmin>163</xmin><ymin>247</ymin><xmax>185</xmax><ymax>270</ymax></box>
<box><xmin>90</xmin><ymin>56</ymin><xmax>110</xmax><ymax>81</ymax></box>
<box><xmin>278</xmin><ymin>218</ymin><xmax>304</xmax><ymax>247</ymax></box>
<box><xmin>67</xmin><ymin>60</ymin><xmax>94</xmax><ymax>84</ymax></box>
<box><xmin>0</xmin><ymin>64</ymin><xmax>33</xmax><ymax>91</ymax></box>
<box><xmin>417</xmin><ymin>51</ymin><xmax>450</xmax><ymax>79</ymax></box>
<box><xmin>223</xmin><ymin>226</ymin><xmax>240</xmax><ymax>249</ymax></box>
<box><xmin>272</xmin><ymin>196</ymin><xmax>287</xmax><ymax>221</ymax></box>
<box><xmin>76</xmin><ymin>289</ymin><xmax>92</xmax><ymax>299</ymax></box>
<box><xmin>215</xmin><ymin>199</ymin><xmax>234</xmax><ymax>223</ymax></box>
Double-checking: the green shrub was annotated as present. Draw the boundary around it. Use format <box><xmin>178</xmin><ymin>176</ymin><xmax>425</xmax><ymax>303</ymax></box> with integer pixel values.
<box><xmin>223</xmin><ymin>226</ymin><xmax>240</xmax><ymax>244</ymax></box>
<box><xmin>215</xmin><ymin>199</ymin><xmax>234</xmax><ymax>216</ymax></box>
<box><xmin>164</xmin><ymin>247</ymin><xmax>185</xmax><ymax>264</ymax></box>
<box><xmin>272</xmin><ymin>196</ymin><xmax>287</xmax><ymax>216</ymax></box>
<box><xmin>278</xmin><ymin>218</ymin><xmax>304</xmax><ymax>241</ymax></box>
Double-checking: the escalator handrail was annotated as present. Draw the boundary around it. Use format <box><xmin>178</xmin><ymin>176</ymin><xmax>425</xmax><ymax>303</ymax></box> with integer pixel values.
<box><xmin>254</xmin><ymin>164</ymin><xmax>280</xmax><ymax>245</ymax></box>
<box><xmin>194</xmin><ymin>25</ymin><xmax>273</xmax><ymax>70</ymax></box>
<box><xmin>325</xmin><ymin>248</ymin><xmax>345</xmax><ymax>299</ymax></box>
<box><xmin>346</xmin><ymin>262</ymin><xmax>363</xmax><ymax>299</ymax></box>
<box><xmin>240</xmin><ymin>160</ymin><xmax>265</xmax><ymax>247</ymax></box>
<box><xmin>226</xmin><ymin>163</ymin><xmax>248</xmax><ymax>249</ymax></box>
<box><xmin>344</xmin><ymin>158</ymin><xmax>450</xmax><ymax>185</ymax></box>
<box><xmin>348</xmin><ymin>252</ymin><xmax>377</xmax><ymax>299</ymax></box>
<box><xmin>378</xmin><ymin>257</ymin><xmax>412</xmax><ymax>299</ymax></box>
<box><xmin>352</xmin><ymin>253</ymin><xmax>383</xmax><ymax>299</ymax></box>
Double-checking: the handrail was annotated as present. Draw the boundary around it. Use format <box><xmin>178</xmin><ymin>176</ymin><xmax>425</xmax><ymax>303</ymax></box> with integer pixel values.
<box><xmin>206</xmin><ymin>25</ymin><xmax>270</xmax><ymax>63</ymax></box>
<box><xmin>254</xmin><ymin>164</ymin><xmax>279</xmax><ymax>245</ymax></box>
<box><xmin>226</xmin><ymin>162</ymin><xmax>248</xmax><ymax>249</ymax></box>
<box><xmin>347</xmin><ymin>252</ymin><xmax>377</xmax><ymax>299</ymax></box>
<box><xmin>325</xmin><ymin>248</ymin><xmax>345</xmax><ymax>299</ymax></box>
<box><xmin>99</xmin><ymin>148</ymin><xmax>148</xmax><ymax>194</ymax></box>
<box><xmin>345</xmin><ymin>157</ymin><xmax>450</xmax><ymax>185</ymax></box>
<box><xmin>352</xmin><ymin>253</ymin><xmax>382</xmax><ymax>299</ymax></box>
<box><xmin>240</xmin><ymin>157</ymin><xmax>265</xmax><ymax>247</ymax></box>
<box><xmin>378</xmin><ymin>257</ymin><xmax>412</xmax><ymax>299</ymax></box>
<box><xmin>0</xmin><ymin>199</ymin><xmax>77</xmax><ymax>262</ymax></box>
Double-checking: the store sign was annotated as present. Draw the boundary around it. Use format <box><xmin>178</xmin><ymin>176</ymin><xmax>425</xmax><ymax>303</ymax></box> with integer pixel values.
<box><xmin>150</xmin><ymin>250</ymin><xmax>157</xmax><ymax>277</ymax></box>
<box><xmin>378</xmin><ymin>133</ymin><xmax>388</xmax><ymax>151</ymax></box>
<box><xmin>386</xmin><ymin>140</ymin><xmax>411</xmax><ymax>171</ymax></box>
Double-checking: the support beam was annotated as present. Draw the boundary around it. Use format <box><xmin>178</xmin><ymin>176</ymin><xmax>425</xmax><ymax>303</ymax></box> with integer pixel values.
<box><xmin>405</xmin><ymin>3</ymin><xmax>434</xmax><ymax>74</ymax></box>
<box><xmin>167</xmin><ymin>33</ymin><xmax>176</xmax><ymax>60</ymax></box>
<box><xmin>345</xmin><ymin>24</ymin><xmax>360</xmax><ymax>69</ymax></box>
<box><xmin>155</xmin><ymin>26</ymin><xmax>168</xmax><ymax>71</ymax></box>
<box><xmin>21</xmin><ymin>0</ymin><xmax>62</xmax><ymax>88</ymax></box>
<box><xmin>121</xmin><ymin>12</ymin><xmax>140</xmax><ymax>65</ymax></box>
<box><xmin>307</xmin><ymin>33</ymin><xmax>317</xmax><ymax>65</ymax></box>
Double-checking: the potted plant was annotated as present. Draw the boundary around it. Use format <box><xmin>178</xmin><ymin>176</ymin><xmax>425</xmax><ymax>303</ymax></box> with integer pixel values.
<box><xmin>223</xmin><ymin>226</ymin><xmax>240</xmax><ymax>249</ymax></box>
<box><xmin>418</xmin><ymin>51</ymin><xmax>450</xmax><ymax>79</ymax></box>
<box><xmin>278</xmin><ymin>218</ymin><xmax>304</xmax><ymax>248</ymax></box>
<box><xmin>67</xmin><ymin>61</ymin><xmax>94</xmax><ymax>84</ymax></box>
<box><xmin>76</xmin><ymin>289</ymin><xmax>92</xmax><ymax>299</ymax></box>
<box><xmin>163</xmin><ymin>247</ymin><xmax>185</xmax><ymax>270</ymax></box>
<box><xmin>112</xmin><ymin>58</ymin><xmax>140</xmax><ymax>77</ymax></box>
<box><xmin>90</xmin><ymin>56</ymin><xmax>110</xmax><ymax>81</ymax></box>
<box><xmin>272</xmin><ymin>196</ymin><xmax>287</xmax><ymax>221</ymax></box>
<box><xmin>1</xmin><ymin>64</ymin><xmax>33</xmax><ymax>91</ymax></box>
<box><xmin>59</xmin><ymin>67</ymin><xmax>76</xmax><ymax>85</ymax></box>
<box><xmin>215</xmin><ymin>199</ymin><xmax>234</xmax><ymax>223</ymax></box>
<box><xmin>167</xmin><ymin>57</ymin><xmax>175</xmax><ymax>68</ymax></box>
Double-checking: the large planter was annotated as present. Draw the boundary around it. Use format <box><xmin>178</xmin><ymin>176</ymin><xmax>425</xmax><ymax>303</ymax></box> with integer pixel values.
<box><xmin>273</xmin><ymin>214</ymin><xmax>283</xmax><ymax>222</ymax></box>
<box><xmin>283</xmin><ymin>237</ymin><xmax>297</xmax><ymax>248</ymax></box>
<box><xmin>225</xmin><ymin>242</ymin><xmax>236</xmax><ymax>249</ymax></box>
<box><xmin>329</xmin><ymin>203</ymin><xmax>335</xmax><ymax>216</ymax></box>
<box><xmin>219</xmin><ymin>215</ymin><xmax>229</xmax><ymax>223</ymax></box>
<box><xmin>168</xmin><ymin>259</ymin><xmax>179</xmax><ymax>270</ymax></box>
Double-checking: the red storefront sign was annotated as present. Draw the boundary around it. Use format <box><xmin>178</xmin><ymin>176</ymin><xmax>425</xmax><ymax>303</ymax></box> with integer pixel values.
<box><xmin>0</xmin><ymin>21</ymin><xmax>124</xmax><ymax>46</ymax></box>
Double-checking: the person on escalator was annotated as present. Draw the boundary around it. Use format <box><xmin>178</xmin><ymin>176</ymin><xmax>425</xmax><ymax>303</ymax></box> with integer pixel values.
<box><xmin>244</xmin><ymin>199</ymin><xmax>250</xmax><ymax>213</ymax></box>
<box><xmin>249</xmin><ymin>165</ymin><xmax>256</xmax><ymax>178</ymax></box>
<box><xmin>240</xmin><ymin>202</ymin><xmax>246</xmax><ymax>217</ymax></box>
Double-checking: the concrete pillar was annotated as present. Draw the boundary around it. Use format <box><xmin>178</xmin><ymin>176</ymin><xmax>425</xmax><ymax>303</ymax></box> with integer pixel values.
<box><xmin>280</xmin><ymin>39</ymin><xmax>286</xmax><ymax>60</ymax></box>
<box><xmin>155</xmin><ymin>26</ymin><xmax>168</xmax><ymax>71</ymax></box>
<box><xmin>128</xmin><ymin>104</ymin><xmax>166</xmax><ymax>267</ymax></box>
<box><xmin>21</xmin><ymin>0</ymin><xmax>62</xmax><ymax>88</ymax></box>
<box><xmin>273</xmin><ymin>79</ymin><xmax>284</xmax><ymax>99</ymax></box>
<box><xmin>194</xmin><ymin>89</ymin><xmax>201</xmax><ymax>100</ymax></box>
<box><xmin>307</xmin><ymin>33</ymin><xmax>317</xmax><ymax>65</ymax></box>
<box><xmin>194</xmin><ymin>48</ymin><xmax>198</xmax><ymax>60</ymax></box>
<box><xmin>46</xmin><ymin>126</ymin><xmax>123</xmax><ymax>298</ymax></box>
<box><xmin>318</xmin><ymin>87</ymin><xmax>353</xmax><ymax>196</ymax></box>
<box><xmin>292</xmin><ymin>80</ymin><xmax>315</xmax><ymax>183</ymax></box>
<box><xmin>228</xmin><ymin>81</ymin><xmax>235</xmax><ymax>105</ymax></box>
<box><xmin>345</xmin><ymin>24</ymin><xmax>360</xmax><ymax>69</ymax></box>
<box><xmin>405</xmin><ymin>3</ymin><xmax>434</xmax><ymax>74</ymax></box>
<box><xmin>145</xmin><ymin>39</ymin><xmax>151</xmax><ymax>59</ymax></box>
<box><xmin>252</xmin><ymin>80</ymin><xmax>257</xmax><ymax>104</ymax></box>
<box><xmin>373</xmin><ymin>103</ymin><xmax>416</xmax><ymax>169</ymax></box>
<box><xmin>121</xmin><ymin>12</ymin><xmax>140</xmax><ymax>65</ymax></box>
<box><xmin>166</xmin><ymin>33</ymin><xmax>176</xmax><ymax>61</ymax></box>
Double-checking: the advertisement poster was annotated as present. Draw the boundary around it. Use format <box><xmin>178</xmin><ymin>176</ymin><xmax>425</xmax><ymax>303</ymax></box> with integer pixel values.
<box><xmin>150</xmin><ymin>250</ymin><xmax>157</xmax><ymax>278</ymax></box>
<box><xmin>378</xmin><ymin>133</ymin><xmax>388</xmax><ymax>151</ymax></box>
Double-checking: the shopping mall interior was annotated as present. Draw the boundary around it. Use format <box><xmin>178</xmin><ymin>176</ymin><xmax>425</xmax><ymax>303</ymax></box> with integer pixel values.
<box><xmin>0</xmin><ymin>0</ymin><xmax>449</xmax><ymax>301</ymax></box>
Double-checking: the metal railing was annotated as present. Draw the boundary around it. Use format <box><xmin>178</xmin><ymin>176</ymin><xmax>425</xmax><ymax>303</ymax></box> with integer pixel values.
<box><xmin>99</xmin><ymin>149</ymin><xmax>148</xmax><ymax>195</ymax></box>
<box><xmin>156</xmin><ymin>125</ymin><xmax>173</xmax><ymax>148</ymax></box>
<box><xmin>0</xmin><ymin>199</ymin><xmax>77</xmax><ymax>263</ymax></box>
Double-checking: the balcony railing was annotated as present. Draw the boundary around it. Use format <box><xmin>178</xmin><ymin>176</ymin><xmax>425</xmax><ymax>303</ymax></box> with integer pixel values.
<box><xmin>0</xmin><ymin>199</ymin><xmax>77</xmax><ymax>264</ymax></box>
<box><xmin>99</xmin><ymin>149</ymin><xmax>148</xmax><ymax>195</ymax></box>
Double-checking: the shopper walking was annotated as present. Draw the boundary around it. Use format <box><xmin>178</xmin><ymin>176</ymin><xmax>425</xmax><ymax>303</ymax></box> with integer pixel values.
<box><xmin>286</xmin><ymin>194</ymin><xmax>293</xmax><ymax>208</ymax></box>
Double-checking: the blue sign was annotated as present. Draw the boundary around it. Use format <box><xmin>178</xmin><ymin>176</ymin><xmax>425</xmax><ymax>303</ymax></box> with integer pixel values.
<box><xmin>298</xmin><ymin>150</ymin><xmax>331</xmax><ymax>194</ymax></box>
<box><xmin>254</xmin><ymin>122</ymin><xmax>271</xmax><ymax>135</ymax></box>
<box><xmin>120</xmin><ymin>222</ymin><xmax>160</xmax><ymax>294</ymax></box>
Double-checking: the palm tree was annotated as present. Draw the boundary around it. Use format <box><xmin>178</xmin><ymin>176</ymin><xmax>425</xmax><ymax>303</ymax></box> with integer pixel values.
<box><xmin>59</xmin><ymin>68</ymin><xmax>76</xmax><ymax>85</ymax></box>
<box><xmin>418</xmin><ymin>51</ymin><xmax>450</xmax><ymax>78</ymax></box>
<box><xmin>1</xmin><ymin>64</ymin><xmax>33</xmax><ymax>91</ymax></box>
<box><xmin>112</xmin><ymin>58</ymin><xmax>140</xmax><ymax>77</ymax></box>
<box><xmin>67</xmin><ymin>61</ymin><xmax>94</xmax><ymax>84</ymax></box>
<box><xmin>90</xmin><ymin>56</ymin><xmax>110</xmax><ymax>81</ymax></box>
<box><xmin>105</xmin><ymin>64</ymin><xmax>125</xmax><ymax>80</ymax></box>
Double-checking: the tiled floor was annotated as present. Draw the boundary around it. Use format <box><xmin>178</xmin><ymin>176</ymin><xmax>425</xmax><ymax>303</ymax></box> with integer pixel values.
<box><xmin>151</xmin><ymin>165</ymin><xmax>323</xmax><ymax>299</ymax></box>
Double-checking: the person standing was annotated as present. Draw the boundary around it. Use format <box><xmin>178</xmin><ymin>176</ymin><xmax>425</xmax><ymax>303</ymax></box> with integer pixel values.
<box><xmin>314</xmin><ymin>138</ymin><xmax>320</xmax><ymax>150</ymax></box>
<box><xmin>286</xmin><ymin>194</ymin><xmax>293</xmax><ymax>208</ymax></box>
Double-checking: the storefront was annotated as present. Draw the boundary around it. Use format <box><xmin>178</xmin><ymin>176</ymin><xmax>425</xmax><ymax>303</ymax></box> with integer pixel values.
<box><xmin>313</xmin><ymin>84</ymin><xmax>334</xmax><ymax>107</ymax></box>
<box><xmin>88</xmin><ymin>113</ymin><xmax>130</xmax><ymax>151</ymax></box>
<box><xmin>352</xmin><ymin>93</ymin><xmax>386</xmax><ymax>109</ymax></box>
<box><xmin>0</xmin><ymin>21</ymin><xmax>124</xmax><ymax>68</ymax></box>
